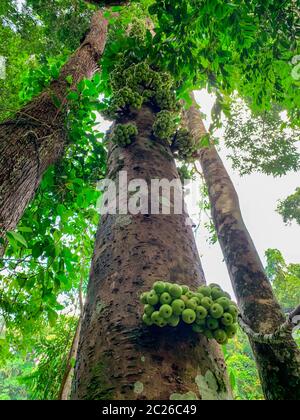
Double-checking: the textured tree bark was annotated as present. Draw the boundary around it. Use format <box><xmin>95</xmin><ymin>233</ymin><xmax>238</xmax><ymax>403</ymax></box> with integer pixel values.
<box><xmin>185</xmin><ymin>93</ymin><xmax>300</xmax><ymax>400</ymax></box>
<box><xmin>71</xmin><ymin>105</ymin><xmax>232</xmax><ymax>400</ymax></box>
<box><xmin>0</xmin><ymin>11</ymin><xmax>108</xmax><ymax>242</ymax></box>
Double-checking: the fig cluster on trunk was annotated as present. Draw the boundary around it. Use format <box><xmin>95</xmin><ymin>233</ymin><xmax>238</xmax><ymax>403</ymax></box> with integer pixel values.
<box><xmin>140</xmin><ymin>281</ymin><xmax>238</xmax><ymax>345</ymax></box>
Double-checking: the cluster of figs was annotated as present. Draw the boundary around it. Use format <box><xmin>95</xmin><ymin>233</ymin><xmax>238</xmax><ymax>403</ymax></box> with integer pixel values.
<box><xmin>140</xmin><ymin>281</ymin><xmax>239</xmax><ymax>345</ymax></box>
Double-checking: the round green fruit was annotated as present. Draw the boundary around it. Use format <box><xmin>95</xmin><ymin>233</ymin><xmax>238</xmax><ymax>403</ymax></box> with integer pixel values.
<box><xmin>144</xmin><ymin>304</ymin><xmax>155</xmax><ymax>317</ymax></box>
<box><xmin>201</xmin><ymin>297</ymin><xmax>213</xmax><ymax>309</ymax></box>
<box><xmin>151</xmin><ymin>311</ymin><xmax>161</xmax><ymax>322</ymax></box>
<box><xmin>186</xmin><ymin>291</ymin><xmax>195</xmax><ymax>299</ymax></box>
<box><xmin>147</xmin><ymin>291</ymin><xmax>159</xmax><ymax>305</ymax></box>
<box><xmin>196</xmin><ymin>306</ymin><xmax>208</xmax><ymax>320</ymax></box>
<box><xmin>192</xmin><ymin>324</ymin><xmax>205</xmax><ymax>333</ymax></box>
<box><xmin>159</xmin><ymin>304</ymin><xmax>173</xmax><ymax>319</ymax></box>
<box><xmin>195</xmin><ymin>293</ymin><xmax>204</xmax><ymax>301</ymax></box>
<box><xmin>180</xmin><ymin>295</ymin><xmax>189</xmax><ymax>303</ymax></box>
<box><xmin>213</xmin><ymin>329</ymin><xmax>228</xmax><ymax>344</ymax></box>
<box><xmin>221</xmin><ymin>313</ymin><xmax>234</xmax><ymax>326</ymax></box>
<box><xmin>155</xmin><ymin>317</ymin><xmax>167</xmax><ymax>328</ymax></box>
<box><xmin>160</xmin><ymin>292</ymin><xmax>172</xmax><ymax>305</ymax></box>
<box><xmin>211</xmin><ymin>287</ymin><xmax>224</xmax><ymax>301</ymax></box>
<box><xmin>204</xmin><ymin>330</ymin><xmax>214</xmax><ymax>339</ymax></box>
<box><xmin>225</xmin><ymin>324</ymin><xmax>237</xmax><ymax>338</ymax></box>
<box><xmin>207</xmin><ymin>317</ymin><xmax>219</xmax><ymax>330</ymax></box>
<box><xmin>169</xmin><ymin>284</ymin><xmax>183</xmax><ymax>298</ymax></box>
<box><xmin>186</xmin><ymin>299</ymin><xmax>198</xmax><ymax>311</ymax></box>
<box><xmin>216</xmin><ymin>297</ymin><xmax>231</xmax><ymax>310</ymax></box>
<box><xmin>182</xmin><ymin>309</ymin><xmax>196</xmax><ymax>324</ymax></box>
<box><xmin>142</xmin><ymin>314</ymin><xmax>153</xmax><ymax>326</ymax></box>
<box><xmin>140</xmin><ymin>292</ymin><xmax>148</xmax><ymax>304</ymax></box>
<box><xmin>182</xmin><ymin>285</ymin><xmax>189</xmax><ymax>294</ymax></box>
<box><xmin>198</xmin><ymin>286</ymin><xmax>211</xmax><ymax>297</ymax></box>
<box><xmin>195</xmin><ymin>318</ymin><xmax>206</xmax><ymax>326</ymax></box>
<box><xmin>153</xmin><ymin>281</ymin><xmax>166</xmax><ymax>295</ymax></box>
<box><xmin>209</xmin><ymin>303</ymin><xmax>224</xmax><ymax>319</ymax></box>
<box><xmin>168</xmin><ymin>315</ymin><xmax>180</xmax><ymax>327</ymax></box>
<box><xmin>209</xmin><ymin>283</ymin><xmax>221</xmax><ymax>289</ymax></box>
<box><xmin>228</xmin><ymin>305</ymin><xmax>239</xmax><ymax>320</ymax></box>
<box><xmin>171</xmin><ymin>299</ymin><xmax>185</xmax><ymax>315</ymax></box>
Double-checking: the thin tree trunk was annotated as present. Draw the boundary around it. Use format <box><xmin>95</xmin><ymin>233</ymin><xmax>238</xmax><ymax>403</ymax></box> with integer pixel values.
<box><xmin>71</xmin><ymin>104</ymin><xmax>232</xmax><ymax>400</ymax></box>
<box><xmin>59</xmin><ymin>316</ymin><xmax>83</xmax><ymax>400</ymax></box>
<box><xmin>185</xmin><ymin>93</ymin><xmax>300</xmax><ymax>400</ymax></box>
<box><xmin>0</xmin><ymin>11</ymin><xmax>108</xmax><ymax>242</ymax></box>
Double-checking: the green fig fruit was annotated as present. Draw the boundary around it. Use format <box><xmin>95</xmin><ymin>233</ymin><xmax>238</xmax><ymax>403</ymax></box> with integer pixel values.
<box><xmin>171</xmin><ymin>299</ymin><xmax>185</xmax><ymax>315</ymax></box>
<box><xmin>198</xmin><ymin>286</ymin><xmax>211</xmax><ymax>297</ymax></box>
<box><xmin>216</xmin><ymin>297</ymin><xmax>231</xmax><ymax>310</ymax></box>
<box><xmin>160</xmin><ymin>292</ymin><xmax>172</xmax><ymax>305</ymax></box>
<box><xmin>209</xmin><ymin>283</ymin><xmax>221</xmax><ymax>289</ymax></box>
<box><xmin>182</xmin><ymin>285</ymin><xmax>189</xmax><ymax>294</ymax></box>
<box><xmin>195</xmin><ymin>318</ymin><xmax>206</xmax><ymax>326</ymax></box>
<box><xmin>144</xmin><ymin>304</ymin><xmax>155</xmax><ymax>317</ymax></box>
<box><xmin>213</xmin><ymin>329</ymin><xmax>228</xmax><ymax>344</ymax></box>
<box><xmin>195</xmin><ymin>293</ymin><xmax>204</xmax><ymax>301</ymax></box>
<box><xmin>147</xmin><ymin>290</ymin><xmax>159</xmax><ymax>305</ymax></box>
<box><xmin>227</xmin><ymin>304</ymin><xmax>239</xmax><ymax>320</ymax></box>
<box><xmin>168</xmin><ymin>315</ymin><xmax>180</xmax><ymax>327</ymax></box>
<box><xmin>142</xmin><ymin>314</ymin><xmax>153</xmax><ymax>326</ymax></box>
<box><xmin>204</xmin><ymin>330</ymin><xmax>214</xmax><ymax>339</ymax></box>
<box><xmin>180</xmin><ymin>295</ymin><xmax>189</xmax><ymax>303</ymax></box>
<box><xmin>169</xmin><ymin>284</ymin><xmax>183</xmax><ymax>299</ymax></box>
<box><xmin>196</xmin><ymin>305</ymin><xmax>208</xmax><ymax>320</ymax></box>
<box><xmin>155</xmin><ymin>317</ymin><xmax>167</xmax><ymax>328</ymax></box>
<box><xmin>153</xmin><ymin>281</ymin><xmax>166</xmax><ymax>295</ymax></box>
<box><xmin>225</xmin><ymin>324</ymin><xmax>237</xmax><ymax>338</ymax></box>
<box><xmin>186</xmin><ymin>291</ymin><xmax>195</xmax><ymax>299</ymax></box>
<box><xmin>182</xmin><ymin>309</ymin><xmax>196</xmax><ymax>324</ymax></box>
<box><xmin>207</xmin><ymin>317</ymin><xmax>219</xmax><ymax>330</ymax></box>
<box><xmin>209</xmin><ymin>303</ymin><xmax>224</xmax><ymax>319</ymax></box>
<box><xmin>151</xmin><ymin>311</ymin><xmax>160</xmax><ymax>322</ymax></box>
<box><xmin>211</xmin><ymin>287</ymin><xmax>224</xmax><ymax>301</ymax></box>
<box><xmin>221</xmin><ymin>312</ymin><xmax>234</xmax><ymax>326</ymax></box>
<box><xmin>186</xmin><ymin>299</ymin><xmax>198</xmax><ymax>311</ymax></box>
<box><xmin>159</xmin><ymin>304</ymin><xmax>173</xmax><ymax>319</ymax></box>
<box><xmin>201</xmin><ymin>297</ymin><xmax>213</xmax><ymax>309</ymax></box>
<box><xmin>140</xmin><ymin>292</ymin><xmax>149</xmax><ymax>304</ymax></box>
<box><xmin>192</xmin><ymin>324</ymin><xmax>205</xmax><ymax>333</ymax></box>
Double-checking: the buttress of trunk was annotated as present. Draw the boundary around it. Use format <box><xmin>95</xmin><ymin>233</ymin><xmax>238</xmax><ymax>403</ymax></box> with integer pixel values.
<box><xmin>71</xmin><ymin>105</ymin><xmax>232</xmax><ymax>400</ymax></box>
<box><xmin>185</xmin><ymin>93</ymin><xmax>300</xmax><ymax>400</ymax></box>
<box><xmin>0</xmin><ymin>11</ymin><xmax>108</xmax><ymax>242</ymax></box>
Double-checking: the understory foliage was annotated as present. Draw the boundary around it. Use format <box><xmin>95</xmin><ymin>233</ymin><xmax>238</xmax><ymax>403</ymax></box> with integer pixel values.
<box><xmin>0</xmin><ymin>0</ymin><xmax>299</xmax><ymax>401</ymax></box>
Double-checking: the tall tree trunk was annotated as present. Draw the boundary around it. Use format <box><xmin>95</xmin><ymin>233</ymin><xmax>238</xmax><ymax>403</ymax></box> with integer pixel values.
<box><xmin>71</xmin><ymin>104</ymin><xmax>232</xmax><ymax>400</ymax></box>
<box><xmin>185</xmin><ymin>93</ymin><xmax>300</xmax><ymax>400</ymax></box>
<box><xmin>0</xmin><ymin>11</ymin><xmax>108</xmax><ymax>242</ymax></box>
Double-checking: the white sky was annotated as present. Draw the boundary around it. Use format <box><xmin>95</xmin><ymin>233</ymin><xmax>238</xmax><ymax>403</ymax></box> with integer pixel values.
<box><xmin>190</xmin><ymin>90</ymin><xmax>300</xmax><ymax>296</ymax></box>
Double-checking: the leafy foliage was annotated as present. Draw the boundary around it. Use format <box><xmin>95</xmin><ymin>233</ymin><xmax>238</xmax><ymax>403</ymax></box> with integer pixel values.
<box><xmin>224</xmin><ymin>99</ymin><xmax>300</xmax><ymax>176</ymax></box>
<box><xmin>265</xmin><ymin>248</ymin><xmax>300</xmax><ymax>310</ymax></box>
<box><xmin>277</xmin><ymin>187</ymin><xmax>300</xmax><ymax>225</ymax></box>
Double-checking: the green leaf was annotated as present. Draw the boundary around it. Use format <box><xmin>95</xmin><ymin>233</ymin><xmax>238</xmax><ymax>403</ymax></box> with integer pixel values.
<box><xmin>47</xmin><ymin>309</ymin><xmax>58</xmax><ymax>328</ymax></box>
<box><xmin>6</xmin><ymin>231</ymin><xmax>28</xmax><ymax>248</ymax></box>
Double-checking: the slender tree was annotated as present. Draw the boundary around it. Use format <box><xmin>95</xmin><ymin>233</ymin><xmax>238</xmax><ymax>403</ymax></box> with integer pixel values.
<box><xmin>71</xmin><ymin>62</ymin><xmax>232</xmax><ymax>399</ymax></box>
<box><xmin>0</xmin><ymin>11</ymin><xmax>108</xmax><ymax>241</ymax></box>
<box><xmin>185</xmin><ymin>93</ymin><xmax>300</xmax><ymax>400</ymax></box>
